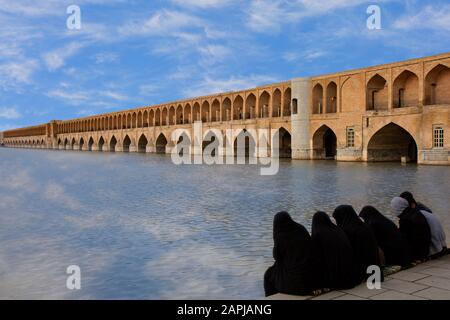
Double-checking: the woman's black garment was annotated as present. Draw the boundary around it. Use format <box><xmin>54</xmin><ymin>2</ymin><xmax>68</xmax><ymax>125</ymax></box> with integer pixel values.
<box><xmin>400</xmin><ymin>191</ymin><xmax>433</xmax><ymax>213</ymax></box>
<box><xmin>311</xmin><ymin>211</ymin><xmax>356</xmax><ymax>290</ymax></box>
<box><xmin>398</xmin><ymin>207</ymin><xmax>431</xmax><ymax>261</ymax></box>
<box><xmin>332</xmin><ymin>205</ymin><xmax>380</xmax><ymax>284</ymax></box>
<box><xmin>264</xmin><ymin>212</ymin><xmax>319</xmax><ymax>296</ymax></box>
<box><xmin>359</xmin><ymin>206</ymin><xmax>411</xmax><ymax>267</ymax></box>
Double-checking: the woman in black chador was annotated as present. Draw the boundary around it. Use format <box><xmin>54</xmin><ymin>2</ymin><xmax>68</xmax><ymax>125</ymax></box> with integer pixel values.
<box><xmin>311</xmin><ymin>211</ymin><xmax>356</xmax><ymax>290</ymax></box>
<box><xmin>332</xmin><ymin>205</ymin><xmax>381</xmax><ymax>284</ymax></box>
<box><xmin>359</xmin><ymin>206</ymin><xmax>411</xmax><ymax>267</ymax></box>
<box><xmin>264</xmin><ymin>212</ymin><xmax>320</xmax><ymax>297</ymax></box>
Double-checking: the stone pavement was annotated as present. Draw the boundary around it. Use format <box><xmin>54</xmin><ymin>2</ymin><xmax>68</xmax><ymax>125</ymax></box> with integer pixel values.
<box><xmin>268</xmin><ymin>253</ymin><xmax>450</xmax><ymax>300</ymax></box>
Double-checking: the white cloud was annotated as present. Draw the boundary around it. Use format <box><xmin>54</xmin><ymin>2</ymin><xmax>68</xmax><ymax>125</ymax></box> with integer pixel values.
<box><xmin>394</xmin><ymin>5</ymin><xmax>450</xmax><ymax>31</ymax></box>
<box><xmin>43</xmin><ymin>42</ymin><xmax>85</xmax><ymax>71</ymax></box>
<box><xmin>0</xmin><ymin>107</ymin><xmax>21</xmax><ymax>119</ymax></box>
<box><xmin>93</xmin><ymin>52</ymin><xmax>119</xmax><ymax>64</ymax></box>
<box><xmin>0</xmin><ymin>60</ymin><xmax>39</xmax><ymax>87</ymax></box>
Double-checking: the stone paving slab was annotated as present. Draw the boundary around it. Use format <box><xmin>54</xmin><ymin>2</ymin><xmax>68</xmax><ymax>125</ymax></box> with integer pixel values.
<box><xmin>267</xmin><ymin>253</ymin><xmax>450</xmax><ymax>300</ymax></box>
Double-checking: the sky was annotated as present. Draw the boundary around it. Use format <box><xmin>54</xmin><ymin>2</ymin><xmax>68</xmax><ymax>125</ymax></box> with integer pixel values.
<box><xmin>0</xmin><ymin>0</ymin><xmax>450</xmax><ymax>131</ymax></box>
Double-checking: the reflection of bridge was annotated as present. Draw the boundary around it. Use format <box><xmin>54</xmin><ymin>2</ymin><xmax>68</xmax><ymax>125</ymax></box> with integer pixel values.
<box><xmin>1</xmin><ymin>52</ymin><xmax>449</xmax><ymax>165</ymax></box>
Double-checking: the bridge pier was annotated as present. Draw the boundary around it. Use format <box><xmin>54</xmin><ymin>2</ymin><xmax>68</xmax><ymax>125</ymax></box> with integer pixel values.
<box><xmin>291</xmin><ymin>77</ymin><xmax>312</xmax><ymax>160</ymax></box>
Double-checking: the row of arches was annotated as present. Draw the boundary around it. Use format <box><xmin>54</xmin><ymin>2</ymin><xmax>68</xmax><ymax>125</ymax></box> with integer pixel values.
<box><xmin>53</xmin><ymin>128</ymin><xmax>293</xmax><ymax>158</ymax></box>
<box><xmin>57</xmin><ymin>88</ymin><xmax>292</xmax><ymax>134</ymax></box>
<box><xmin>312</xmin><ymin>123</ymin><xmax>418</xmax><ymax>163</ymax></box>
<box><xmin>312</xmin><ymin>64</ymin><xmax>450</xmax><ymax>114</ymax></box>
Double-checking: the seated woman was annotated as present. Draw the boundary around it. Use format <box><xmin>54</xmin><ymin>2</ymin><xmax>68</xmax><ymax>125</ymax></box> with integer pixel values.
<box><xmin>360</xmin><ymin>206</ymin><xmax>411</xmax><ymax>267</ymax></box>
<box><xmin>391</xmin><ymin>197</ymin><xmax>431</xmax><ymax>262</ymax></box>
<box><xmin>311</xmin><ymin>211</ymin><xmax>356</xmax><ymax>290</ymax></box>
<box><xmin>264</xmin><ymin>211</ymin><xmax>320</xmax><ymax>297</ymax></box>
<box><xmin>332</xmin><ymin>205</ymin><xmax>381</xmax><ymax>284</ymax></box>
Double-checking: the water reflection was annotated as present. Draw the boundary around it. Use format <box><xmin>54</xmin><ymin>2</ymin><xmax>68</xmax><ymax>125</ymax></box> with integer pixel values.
<box><xmin>0</xmin><ymin>148</ymin><xmax>449</xmax><ymax>299</ymax></box>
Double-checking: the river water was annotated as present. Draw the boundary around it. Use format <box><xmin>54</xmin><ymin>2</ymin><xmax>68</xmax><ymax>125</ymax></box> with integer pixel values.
<box><xmin>0</xmin><ymin>148</ymin><xmax>449</xmax><ymax>299</ymax></box>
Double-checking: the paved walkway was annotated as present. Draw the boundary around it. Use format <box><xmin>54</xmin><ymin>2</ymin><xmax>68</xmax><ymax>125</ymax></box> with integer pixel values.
<box><xmin>268</xmin><ymin>253</ymin><xmax>450</xmax><ymax>300</ymax></box>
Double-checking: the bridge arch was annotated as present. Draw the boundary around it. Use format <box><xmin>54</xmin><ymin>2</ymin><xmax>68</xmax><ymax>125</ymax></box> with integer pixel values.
<box><xmin>313</xmin><ymin>84</ymin><xmax>323</xmax><ymax>114</ymax></box>
<box><xmin>366</xmin><ymin>122</ymin><xmax>417</xmax><ymax>163</ymax></box>
<box><xmin>123</xmin><ymin>135</ymin><xmax>132</xmax><ymax>152</ymax></box>
<box><xmin>138</xmin><ymin>134</ymin><xmax>148</xmax><ymax>153</ymax></box>
<box><xmin>110</xmin><ymin>136</ymin><xmax>117</xmax><ymax>152</ymax></box>
<box><xmin>275</xmin><ymin>127</ymin><xmax>292</xmax><ymax>158</ymax></box>
<box><xmin>245</xmin><ymin>93</ymin><xmax>256</xmax><ymax>119</ymax></box>
<box><xmin>233</xmin><ymin>95</ymin><xmax>244</xmax><ymax>120</ymax></box>
<box><xmin>393</xmin><ymin>70</ymin><xmax>419</xmax><ymax>108</ymax></box>
<box><xmin>156</xmin><ymin>133</ymin><xmax>168</xmax><ymax>154</ymax></box>
<box><xmin>272</xmin><ymin>89</ymin><xmax>282</xmax><ymax>117</ymax></box>
<box><xmin>312</xmin><ymin>125</ymin><xmax>337</xmax><ymax>159</ymax></box>
<box><xmin>234</xmin><ymin>129</ymin><xmax>257</xmax><ymax>160</ymax></box>
<box><xmin>326</xmin><ymin>81</ymin><xmax>337</xmax><ymax>113</ymax></box>
<box><xmin>367</xmin><ymin>74</ymin><xmax>388</xmax><ymax>111</ymax></box>
<box><xmin>283</xmin><ymin>88</ymin><xmax>291</xmax><ymax>116</ymax></box>
<box><xmin>259</xmin><ymin>91</ymin><xmax>270</xmax><ymax>118</ymax></box>
<box><xmin>184</xmin><ymin>104</ymin><xmax>192</xmax><ymax>124</ymax></box>
<box><xmin>79</xmin><ymin>138</ymin><xmax>85</xmax><ymax>151</ymax></box>
<box><xmin>222</xmin><ymin>98</ymin><xmax>231</xmax><ymax>121</ymax></box>
<box><xmin>425</xmin><ymin>64</ymin><xmax>450</xmax><ymax>105</ymax></box>
<box><xmin>201</xmin><ymin>101</ymin><xmax>210</xmax><ymax>122</ymax></box>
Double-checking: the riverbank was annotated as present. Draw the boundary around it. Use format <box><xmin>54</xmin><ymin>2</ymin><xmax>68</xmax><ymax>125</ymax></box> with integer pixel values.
<box><xmin>268</xmin><ymin>252</ymin><xmax>450</xmax><ymax>300</ymax></box>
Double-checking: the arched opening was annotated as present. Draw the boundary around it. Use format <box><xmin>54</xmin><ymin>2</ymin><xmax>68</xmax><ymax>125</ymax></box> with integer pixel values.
<box><xmin>203</xmin><ymin>131</ymin><xmax>220</xmax><ymax>157</ymax></box>
<box><xmin>233</xmin><ymin>96</ymin><xmax>244</xmax><ymax>120</ymax></box>
<box><xmin>79</xmin><ymin>138</ymin><xmax>84</xmax><ymax>151</ymax></box>
<box><xmin>326</xmin><ymin>82</ymin><xmax>337</xmax><ymax>113</ymax></box>
<box><xmin>71</xmin><ymin>138</ymin><xmax>76</xmax><ymax>149</ymax></box>
<box><xmin>110</xmin><ymin>136</ymin><xmax>117</xmax><ymax>152</ymax></box>
<box><xmin>245</xmin><ymin>94</ymin><xmax>256</xmax><ymax>119</ymax></box>
<box><xmin>425</xmin><ymin>64</ymin><xmax>450</xmax><ymax>105</ymax></box>
<box><xmin>259</xmin><ymin>91</ymin><xmax>270</xmax><ymax>118</ymax></box>
<box><xmin>193</xmin><ymin>103</ymin><xmax>200</xmax><ymax>122</ymax></box>
<box><xmin>169</xmin><ymin>106</ymin><xmax>176</xmax><ymax>125</ymax></box>
<box><xmin>162</xmin><ymin>108</ymin><xmax>168</xmax><ymax>126</ymax></box>
<box><xmin>127</xmin><ymin>114</ymin><xmax>132</xmax><ymax>129</ymax></box>
<box><xmin>367</xmin><ymin>123</ymin><xmax>417</xmax><ymax>163</ymax></box>
<box><xmin>393</xmin><ymin>70</ymin><xmax>419</xmax><ymax>108</ymax></box>
<box><xmin>156</xmin><ymin>133</ymin><xmax>168</xmax><ymax>154</ymax></box>
<box><xmin>272</xmin><ymin>89</ymin><xmax>282</xmax><ymax>117</ymax></box>
<box><xmin>367</xmin><ymin>74</ymin><xmax>388</xmax><ymax>111</ymax></box>
<box><xmin>176</xmin><ymin>133</ymin><xmax>191</xmax><ymax>156</ymax></box>
<box><xmin>234</xmin><ymin>130</ymin><xmax>256</xmax><ymax>162</ymax></box>
<box><xmin>277</xmin><ymin>128</ymin><xmax>292</xmax><ymax>158</ymax></box>
<box><xmin>123</xmin><ymin>135</ymin><xmax>131</xmax><ymax>152</ymax></box>
<box><xmin>98</xmin><ymin>137</ymin><xmax>105</xmax><ymax>152</ymax></box>
<box><xmin>184</xmin><ymin>104</ymin><xmax>191</xmax><ymax>124</ymax></box>
<box><xmin>312</xmin><ymin>126</ymin><xmax>337</xmax><ymax>159</ymax></box>
<box><xmin>155</xmin><ymin>109</ymin><xmax>161</xmax><ymax>126</ymax></box>
<box><xmin>283</xmin><ymin>88</ymin><xmax>291</xmax><ymax>116</ymax></box>
<box><xmin>64</xmin><ymin>138</ymin><xmax>69</xmax><ymax>150</ymax></box>
<box><xmin>138</xmin><ymin>134</ymin><xmax>148</xmax><ymax>153</ymax></box>
<box><xmin>211</xmin><ymin>100</ymin><xmax>220</xmax><ymax>122</ymax></box>
<box><xmin>149</xmin><ymin>110</ymin><xmax>154</xmax><ymax>127</ymax></box>
<box><xmin>132</xmin><ymin>113</ymin><xmax>137</xmax><ymax>129</ymax></box>
<box><xmin>88</xmin><ymin>137</ymin><xmax>94</xmax><ymax>151</ymax></box>
<box><xmin>138</xmin><ymin>112</ymin><xmax>143</xmax><ymax>128</ymax></box>
<box><xmin>176</xmin><ymin>105</ymin><xmax>183</xmax><ymax>124</ymax></box>
<box><xmin>201</xmin><ymin>101</ymin><xmax>210</xmax><ymax>122</ymax></box>
<box><xmin>313</xmin><ymin>84</ymin><xmax>323</xmax><ymax>114</ymax></box>
<box><xmin>222</xmin><ymin>98</ymin><xmax>231</xmax><ymax>121</ymax></box>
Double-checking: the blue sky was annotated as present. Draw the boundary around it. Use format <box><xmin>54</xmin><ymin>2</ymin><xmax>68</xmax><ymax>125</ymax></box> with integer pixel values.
<box><xmin>1</xmin><ymin>0</ymin><xmax>450</xmax><ymax>130</ymax></box>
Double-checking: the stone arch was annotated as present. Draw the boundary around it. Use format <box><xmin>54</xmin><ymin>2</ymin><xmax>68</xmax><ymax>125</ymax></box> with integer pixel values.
<box><xmin>425</xmin><ymin>64</ymin><xmax>450</xmax><ymax>105</ymax></box>
<box><xmin>79</xmin><ymin>137</ymin><xmax>85</xmax><ymax>151</ymax></box>
<box><xmin>211</xmin><ymin>99</ymin><xmax>220</xmax><ymax>122</ymax></box>
<box><xmin>110</xmin><ymin>136</ymin><xmax>117</xmax><ymax>152</ymax></box>
<box><xmin>312</xmin><ymin>125</ymin><xmax>337</xmax><ymax>159</ymax></box>
<box><xmin>233</xmin><ymin>95</ymin><xmax>244</xmax><ymax>120</ymax></box>
<box><xmin>275</xmin><ymin>127</ymin><xmax>292</xmax><ymax>158</ymax></box>
<box><xmin>132</xmin><ymin>112</ymin><xmax>137</xmax><ymax>129</ymax></box>
<box><xmin>393</xmin><ymin>70</ymin><xmax>419</xmax><ymax>108</ymax></box>
<box><xmin>312</xmin><ymin>84</ymin><xmax>323</xmax><ymax>114</ymax></box>
<box><xmin>169</xmin><ymin>106</ymin><xmax>176</xmax><ymax>125</ymax></box>
<box><xmin>98</xmin><ymin>136</ymin><xmax>105</xmax><ymax>152</ymax></box>
<box><xmin>143</xmin><ymin>110</ymin><xmax>149</xmax><ymax>127</ymax></box>
<box><xmin>234</xmin><ymin>129</ymin><xmax>257</xmax><ymax>160</ymax></box>
<box><xmin>222</xmin><ymin>98</ymin><xmax>232</xmax><ymax>121</ymax></box>
<box><xmin>283</xmin><ymin>88</ymin><xmax>291</xmax><ymax>116</ymax></box>
<box><xmin>272</xmin><ymin>89</ymin><xmax>282</xmax><ymax>117</ymax></box>
<box><xmin>64</xmin><ymin>138</ymin><xmax>69</xmax><ymax>150</ymax></box>
<box><xmin>123</xmin><ymin>135</ymin><xmax>132</xmax><ymax>152</ymax></box>
<box><xmin>184</xmin><ymin>104</ymin><xmax>192</xmax><ymax>124</ymax></box>
<box><xmin>367</xmin><ymin>74</ymin><xmax>388</xmax><ymax>110</ymax></box>
<box><xmin>326</xmin><ymin>81</ymin><xmax>337</xmax><ymax>113</ymax></box>
<box><xmin>137</xmin><ymin>111</ymin><xmax>143</xmax><ymax>128</ymax></box>
<box><xmin>149</xmin><ymin>110</ymin><xmax>155</xmax><ymax>127</ymax></box>
<box><xmin>259</xmin><ymin>91</ymin><xmax>270</xmax><ymax>118</ymax></box>
<box><xmin>71</xmin><ymin>138</ymin><xmax>76</xmax><ymax>149</ymax></box>
<box><xmin>201</xmin><ymin>101</ymin><xmax>210</xmax><ymax>122</ymax></box>
<box><xmin>126</xmin><ymin>113</ymin><xmax>132</xmax><ymax>129</ymax></box>
<box><xmin>137</xmin><ymin>134</ymin><xmax>148</xmax><ymax>153</ymax></box>
<box><xmin>203</xmin><ymin>129</ymin><xmax>223</xmax><ymax>157</ymax></box>
<box><xmin>162</xmin><ymin>108</ymin><xmax>168</xmax><ymax>126</ymax></box>
<box><xmin>176</xmin><ymin>105</ymin><xmax>183</xmax><ymax>124</ymax></box>
<box><xmin>193</xmin><ymin>102</ymin><xmax>200</xmax><ymax>122</ymax></box>
<box><xmin>245</xmin><ymin>93</ymin><xmax>256</xmax><ymax>119</ymax></box>
<box><xmin>155</xmin><ymin>109</ymin><xmax>161</xmax><ymax>126</ymax></box>
<box><xmin>156</xmin><ymin>133</ymin><xmax>168</xmax><ymax>154</ymax></box>
<box><xmin>367</xmin><ymin>122</ymin><xmax>418</xmax><ymax>163</ymax></box>
<box><xmin>88</xmin><ymin>137</ymin><xmax>95</xmax><ymax>151</ymax></box>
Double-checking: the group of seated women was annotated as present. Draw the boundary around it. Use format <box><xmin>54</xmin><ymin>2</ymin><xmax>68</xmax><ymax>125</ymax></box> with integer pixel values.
<box><xmin>264</xmin><ymin>191</ymin><xmax>448</xmax><ymax>297</ymax></box>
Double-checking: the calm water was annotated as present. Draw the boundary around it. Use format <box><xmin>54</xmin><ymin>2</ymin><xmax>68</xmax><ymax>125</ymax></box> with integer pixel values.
<box><xmin>0</xmin><ymin>148</ymin><xmax>449</xmax><ymax>299</ymax></box>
